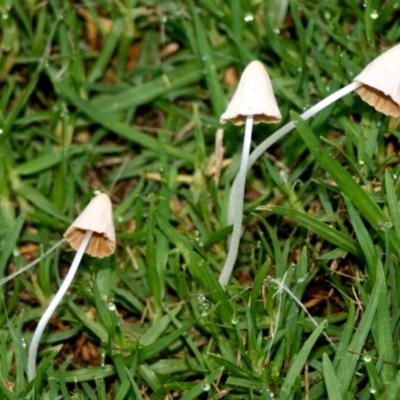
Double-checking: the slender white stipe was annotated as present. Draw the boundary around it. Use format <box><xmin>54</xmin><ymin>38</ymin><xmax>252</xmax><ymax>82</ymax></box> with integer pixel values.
<box><xmin>27</xmin><ymin>230</ymin><xmax>93</xmax><ymax>381</ymax></box>
<box><xmin>219</xmin><ymin>116</ymin><xmax>254</xmax><ymax>286</ymax></box>
<box><xmin>227</xmin><ymin>82</ymin><xmax>361</xmax><ymax>228</ymax></box>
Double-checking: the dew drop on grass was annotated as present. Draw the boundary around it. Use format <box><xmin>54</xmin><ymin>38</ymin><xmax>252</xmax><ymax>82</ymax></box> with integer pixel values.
<box><xmin>200</xmin><ymin>301</ymin><xmax>211</xmax><ymax>316</ymax></box>
<box><xmin>370</xmin><ymin>10</ymin><xmax>379</xmax><ymax>19</ymax></box>
<box><xmin>101</xmin><ymin>349</ymin><xmax>106</xmax><ymax>367</ymax></box>
<box><xmin>198</xmin><ymin>294</ymin><xmax>206</xmax><ymax>302</ymax></box>
<box><xmin>370</xmin><ymin>387</ymin><xmax>377</xmax><ymax>394</ymax></box>
<box><xmin>297</xmin><ymin>274</ymin><xmax>307</xmax><ymax>283</ymax></box>
<box><xmin>272</xmin><ymin>27</ymin><xmax>280</xmax><ymax>34</ymax></box>
<box><xmin>0</xmin><ymin>129</ymin><xmax>3</xmax><ymax>135</ymax></box>
<box><xmin>244</xmin><ymin>12</ymin><xmax>254</xmax><ymax>22</ymax></box>
<box><xmin>231</xmin><ymin>314</ymin><xmax>239</xmax><ymax>325</ymax></box>
<box><xmin>13</xmin><ymin>248</ymin><xmax>20</xmax><ymax>257</ymax></box>
<box><xmin>363</xmin><ymin>354</ymin><xmax>372</xmax><ymax>362</ymax></box>
<box><xmin>21</xmin><ymin>338</ymin><xmax>27</xmax><ymax>349</ymax></box>
<box><xmin>108</xmin><ymin>301</ymin><xmax>116</xmax><ymax>311</ymax></box>
<box><xmin>202</xmin><ymin>381</ymin><xmax>211</xmax><ymax>391</ymax></box>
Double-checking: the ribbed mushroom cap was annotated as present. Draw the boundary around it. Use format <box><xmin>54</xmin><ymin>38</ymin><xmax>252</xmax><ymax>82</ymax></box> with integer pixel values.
<box><xmin>220</xmin><ymin>60</ymin><xmax>282</xmax><ymax>125</ymax></box>
<box><xmin>64</xmin><ymin>193</ymin><xmax>116</xmax><ymax>258</ymax></box>
<box><xmin>353</xmin><ymin>44</ymin><xmax>400</xmax><ymax>117</ymax></box>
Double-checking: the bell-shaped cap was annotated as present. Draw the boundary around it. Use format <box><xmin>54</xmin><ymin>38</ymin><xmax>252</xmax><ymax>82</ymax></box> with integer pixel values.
<box><xmin>64</xmin><ymin>193</ymin><xmax>116</xmax><ymax>258</ymax></box>
<box><xmin>220</xmin><ymin>60</ymin><xmax>282</xmax><ymax>125</ymax></box>
<box><xmin>353</xmin><ymin>44</ymin><xmax>400</xmax><ymax>117</ymax></box>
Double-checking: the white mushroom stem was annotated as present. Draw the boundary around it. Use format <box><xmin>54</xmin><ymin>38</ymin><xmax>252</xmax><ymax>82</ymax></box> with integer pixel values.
<box><xmin>27</xmin><ymin>230</ymin><xmax>93</xmax><ymax>381</ymax></box>
<box><xmin>219</xmin><ymin>116</ymin><xmax>254</xmax><ymax>286</ymax></box>
<box><xmin>227</xmin><ymin>81</ymin><xmax>361</xmax><ymax>228</ymax></box>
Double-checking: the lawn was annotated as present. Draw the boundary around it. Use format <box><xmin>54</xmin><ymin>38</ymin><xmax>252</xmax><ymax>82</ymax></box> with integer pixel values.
<box><xmin>1</xmin><ymin>0</ymin><xmax>400</xmax><ymax>399</ymax></box>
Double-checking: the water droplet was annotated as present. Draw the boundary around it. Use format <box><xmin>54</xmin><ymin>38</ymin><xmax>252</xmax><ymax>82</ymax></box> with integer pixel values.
<box><xmin>201</xmin><ymin>304</ymin><xmax>210</xmax><ymax>317</ymax></box>
<box><xmin>244</xmin><ymin>12</ymin><xmax>254</xmax><ymax>22</ymax></box>
<box><xmin>21</xmin><ymin>338</ymin><xmax>27</xmax><ymax>349</ymax></box>
<box><xmin>279</xmin><ymin>170</ymin><xmax>288</xmax><ymax>183</ymax></box>
<box><xmin>2</xmin><ymin>13</ymin><xmax>9</xmax><ymax>20</ymax></box>
<box><xmin>231</xmin><ymin>314</ymin><xmax>239</xmax><ymax>324</ymax></box>
<box><xmin>101</xmin><ymin>349</ymin><xmax>106</xmax><ymax>367</ymax></box>
<box><xmin>0</xmin><ymin>129</ymin><xmax>3</xmax><ymax>135</ymax></box>
<box><xmin>202</xmin><ymin>381</ymin><xmax>211</xmax><ymax>391</ymax></box>
<box><xmin>93</xmin><ymin>189</ymin><xmax>101</xmax><ymax>196</ymax></box>
<box><xmin>324</xmin><ymin>11</ymin><xmax>331</xmax><ymax>19</ymax></box>
<box><xmin>297</xmin><ymin>274</ymin><xmax>308</xmax><ymax>283</ymax></box>
<box><xmin>198</xmin><ymin>294</ymin><xmax>206</xmax><ymax>302</ymax></box>
<box><xmin>201</xmin><ymin>55</ymin><xmax>208</xmax><ymax>62</ymax></box>
<box><xmin>363</xmin><ymin>354</ymin><xmax>372</xmax><ymax>362</ymax></box>
<box><xmin>393</xmin><ymin>174</ymin><xmax>398</xmax><ymax>179</ymax></box>
<box><xmin>370</xmin><ymin>10</ymin><xmax>379</xmax><ymax>19</ymax></box>
<box><xmin>324</xmin><ymin>172</ymin><xmax>330</xmax><ymax>178</ymax></box>
<box><xmin>148</xmin><ymin>193</ymin><xmax>154</xmax><ymax>199</ymax></box>
<box><xmin>272</xmin><ymin>27</ymin><xmax>280</xmax><ymax>34</ymax></box>
<box><xmin>198</xmin><ymin>242</ymin><xmax>204</xmax><ymax>247</ymax></box>
<box><xmin>370</xmin><ymin>387</ymin><xmax>376</xmax><ymax>394</ymax></box>
<box><xmin>110</xmin><ymin>348</ymin><xmax>120</xmax><ymax>355</ymax></box>
<box><xmin>13</xmin><ymin>248</ymin><xmax>20</xmax><ymax>257</ymax></box>
<box><xmin>160</xmin><ymin>15</ymin><xmax>167</xmax><ymax>23</ymax></box>
<box><xmin>358</xmin><ymin>159</ymin><xmax>365</xmax><ymax>165</ymax></box>
<box><xmin>108</xmin><ymin>302</ymin><xmax>116</xmax><ymax>311</ymax></box>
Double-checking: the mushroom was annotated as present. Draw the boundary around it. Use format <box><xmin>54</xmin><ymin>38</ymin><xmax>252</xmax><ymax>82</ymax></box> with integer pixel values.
<box><xmin>27</xmin><ymin>193</ymin><xmax>116</xmax><ymax>381</ymax></box>
<box><xmin>245</xmin><ymin>44</ymin><xmax>400</xmax><ymax>176</ymax></box>
<box><xmin>354</xmin><ymin>43</ymin><xmax>400</xmax><ymax>117</ymax></box>
<box><xmin>219</xmin><ymin>61</ymin><xmax>281</xmax><ymax>286</ymax></box>
<box><xmin>226</xmin><ymin>44</ymin><xmax>400</xmax><ymax>248</ymax></box>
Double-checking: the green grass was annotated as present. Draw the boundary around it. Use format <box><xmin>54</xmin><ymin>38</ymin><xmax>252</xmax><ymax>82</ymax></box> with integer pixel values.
<box><xmin>1</xmin><ymin>0</ymin><xmax>400</xmax><ymax>398</ymax></box>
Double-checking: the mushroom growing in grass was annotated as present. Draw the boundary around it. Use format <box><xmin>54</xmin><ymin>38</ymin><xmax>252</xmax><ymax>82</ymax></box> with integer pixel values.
<box><xmin>353</xmin><ymin>43</ymin><xmax>400</xmax><ymax>117</ymax></box>
<box><xmin>218</xmin><ymin>60</ymin><xmax>281</xmax><ymax>286</ymax></box>
<box><xmin>27</xmin><ymin>193</ymin><xmax>116</xmax><ymax>381</ymax></box>
<box><xmin>226</xmin><ymin>44</ymin><xmax>400</xmax><ymax>252</ymax></box>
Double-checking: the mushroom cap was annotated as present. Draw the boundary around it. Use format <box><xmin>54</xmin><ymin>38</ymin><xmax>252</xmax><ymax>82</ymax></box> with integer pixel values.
<box><xmin>353</xmin><ymin>44</ymin><xmax>400</xmax><ymax>117</ymax></box>
<box><xmin>220</xmin><ymin>60</ymin><xmax>282</xmax><ymax>125</ymax></box>
<box><xmin>64</xmin><ymin>193</ymin><xmax>116</xmax><ymax>258</ymax></box>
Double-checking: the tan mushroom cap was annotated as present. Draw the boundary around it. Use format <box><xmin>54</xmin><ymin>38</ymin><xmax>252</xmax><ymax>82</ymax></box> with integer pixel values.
<box><xmin>353</xmin><ymin>44</ymin><xmax>400</xmax><ymax>117</ymax></box>
<box><xmin>64</xmin><ymin>193</ymin><xmax>116</xmax><ymax>258</ymax></box>
<box><xmin>220</xmin><ymin>60</ymin><xmax>282</xmax><ymax>125</ymax></box>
